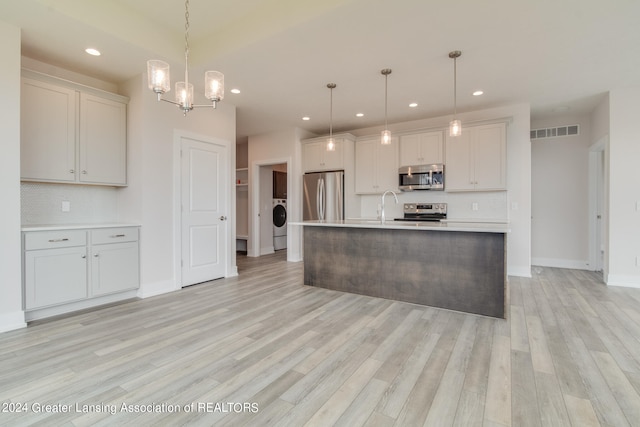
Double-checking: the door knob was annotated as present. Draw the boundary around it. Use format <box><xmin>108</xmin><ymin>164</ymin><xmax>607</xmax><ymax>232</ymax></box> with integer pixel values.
<box><xmin>220</xmin><ymin>216</ymin><xmax>227</xmax><ymax>221</ymax></box>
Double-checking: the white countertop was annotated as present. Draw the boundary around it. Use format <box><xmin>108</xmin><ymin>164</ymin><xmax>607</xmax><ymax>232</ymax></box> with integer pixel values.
<box><xmin>22</xmin><ymin>223</ymin><xmax>141</xmax><ymax>232</ymax></box>
<box><xmin>290</xmin><ymin>219</ymin><xmax>510</xmax><ymax>233</ymax></box>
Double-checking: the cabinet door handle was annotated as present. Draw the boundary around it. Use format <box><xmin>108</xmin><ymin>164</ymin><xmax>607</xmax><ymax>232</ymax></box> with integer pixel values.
<box><xmin>94</xmin><ymin>254</ymin><xmax>99</xmax><ymax>258</ymax></box>
<box><xmin>82</xmin><ymin>170</ymin><xmax>87</xmax><ymax>174</ymax></box>
<box><xmin>110</xmin><ymin>234</ymin><xmax>126</xmax><ymax>238</ymax></box>
<box><xmin>48</xmin><ymin>238</ymin><xmax>69</xmax><ymax>242</ymax></box>
<box><xmin>69</xmin><ymin>169</ymin><xmax>75</xmax><ymax>174</ymax></box>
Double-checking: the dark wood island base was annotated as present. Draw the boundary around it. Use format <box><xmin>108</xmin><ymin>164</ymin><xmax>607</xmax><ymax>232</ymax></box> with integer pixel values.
<box><xmin>303</xmin><ymin>225</ymin><xmax>507</xmax><ymax>318</ymax></box>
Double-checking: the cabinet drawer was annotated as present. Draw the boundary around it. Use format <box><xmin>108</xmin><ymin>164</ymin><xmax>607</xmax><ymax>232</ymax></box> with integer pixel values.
<box><xmin>91</xmin><ymin>227</ymin><xmax>139</xmax><ymax>245</ymax></box>
<box><xmin>24</xmin><ymin>230</ymin><xmax>87</xmax><ymax>250</ymax></box>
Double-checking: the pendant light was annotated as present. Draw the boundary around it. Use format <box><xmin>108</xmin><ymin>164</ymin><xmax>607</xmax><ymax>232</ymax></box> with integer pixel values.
<box><xmin>147</xmin><ymin>0</ymin><xmax>224</xmax><ymax>116</ymax></box>
<box><xmin>449</xmin><ymin>51</ymin><xmax>462</xmax><ymax>137</ymax></box>
<box><xmin>381</xmin><ymin>68</ymin><xmax>392</xmax><ymax>145</ymax></box>
<box><xmin>326</xmin><ymin>83</ymin><xmax>337</xmax><ymax>151</ymax></box>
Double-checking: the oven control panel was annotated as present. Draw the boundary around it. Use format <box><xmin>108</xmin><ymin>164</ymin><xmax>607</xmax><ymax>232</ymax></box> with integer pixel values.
<box><xmin>403</xmin><ymin>203</ymin><xmax>447</xmax><ymax>214</ymax></box>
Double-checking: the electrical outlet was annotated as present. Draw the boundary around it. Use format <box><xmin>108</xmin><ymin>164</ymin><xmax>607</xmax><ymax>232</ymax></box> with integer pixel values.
<box><xmin>61</xmin><ymin>201</ymin><xmax>71</xmax><ymax>212</ymax></box>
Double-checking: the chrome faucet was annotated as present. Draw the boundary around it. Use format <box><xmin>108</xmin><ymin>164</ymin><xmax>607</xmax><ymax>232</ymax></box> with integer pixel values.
<box><xmin>380</xmin><ymin>190</ymin><xmax>399</xmax><ymax>223</ymax></box>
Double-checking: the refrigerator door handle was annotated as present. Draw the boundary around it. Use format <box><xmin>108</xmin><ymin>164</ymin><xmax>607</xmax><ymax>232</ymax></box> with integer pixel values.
<box><xmin>316</xmin><ymin>178</ymin><xmax>322</xmax><ymax>220</ymax></box>
<box><xmin>319</xmin><ymin>178</ymin><xmax>325</xmax><ymax>220</ymax></box>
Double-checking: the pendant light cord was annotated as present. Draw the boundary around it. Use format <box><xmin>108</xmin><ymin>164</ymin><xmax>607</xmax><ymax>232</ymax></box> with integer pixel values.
<box><xmin>329</xmin><ymin>86</ymin><xmax>333</xmax><ymax>139</ymax></box>
<box><xmin>384</xmin><ymin>73</ymin><xmax>388</xmax><ymax>129</ymax></box>
<box><xmin>453</xmin><ymin>55</ymin><xmax>457</xmax><ymax>118</ymax></box>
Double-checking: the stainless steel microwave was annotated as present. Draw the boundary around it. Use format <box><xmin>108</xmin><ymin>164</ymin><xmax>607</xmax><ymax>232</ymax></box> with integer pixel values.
<box><xmin>398</xmin><ymin>164</ymin><xmax>444</xmax><ymax>191</ymax></box>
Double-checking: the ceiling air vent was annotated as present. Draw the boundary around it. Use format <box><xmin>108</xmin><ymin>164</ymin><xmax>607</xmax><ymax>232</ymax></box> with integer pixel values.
<box><xmin>531</xmin><ymin>124</ymin><xmax>579</xmax><ymax>140</ymax></box>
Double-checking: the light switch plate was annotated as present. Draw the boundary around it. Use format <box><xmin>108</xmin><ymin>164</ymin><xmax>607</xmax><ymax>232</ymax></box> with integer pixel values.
<box><xmin>61</xmin><ymin>201</ymin><xmax>71</xmax><ymax>212</ymax></box>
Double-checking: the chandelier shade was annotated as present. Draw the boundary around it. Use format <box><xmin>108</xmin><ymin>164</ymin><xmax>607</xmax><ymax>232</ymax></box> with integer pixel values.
<box><xmin>147</xmin><ymin>60</ymin><xmax>170</xmax><ymax>95</ymax></box>
<box><xmin>205</xmin><ymin>71</ymin><xmax>224</xmax><ymax>103</ymax></box>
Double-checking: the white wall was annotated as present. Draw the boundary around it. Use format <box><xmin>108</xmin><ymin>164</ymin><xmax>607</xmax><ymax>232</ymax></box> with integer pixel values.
<box><xmin>607</xmin><ymin>86</ymin><xmax>640</xmax><ymax>287</ymax></box>
<box><xmin>21</xmin><ymin>183</ymin><xmax>118</xmax><ymax>224</ymax></box>
<box><xmin>530</xmin><ymin>114</ymin><xmax>592</xmax><ymax>269</ymax></box>
<box><xmin>350</xmin><ymin>103</ymin><xmax>532</xmax><ymax>277</ymax></box>
<box><xmin>118</xmin><ymin>74</ymin><xmax>237</xmax><ymax>297</ymax></box>
<box><xmin>247</xmin><ymin>127</ymin><xmax>314</xmax><ymax>261</ymax></box>
<box><xmin>0</xmin><ymin>21</ymin><xmax>26</xmax><ymax>332</ymax></box>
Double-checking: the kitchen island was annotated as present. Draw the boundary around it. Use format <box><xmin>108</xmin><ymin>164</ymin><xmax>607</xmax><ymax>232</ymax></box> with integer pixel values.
<box><xmin>291</xmin><ymin>219</ymin><xmax>510</xmax><ymax>318</ymax></box>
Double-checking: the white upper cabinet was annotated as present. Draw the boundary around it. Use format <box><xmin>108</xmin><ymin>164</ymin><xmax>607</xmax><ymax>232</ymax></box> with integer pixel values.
<box><xmin>399</xmin><ymin>131</ymin><xmax>444</xmax><ymax>166</ymax></box>
<box><xmin>355</xmin><ymin>136</ymin><xmax>398</xmax><ymax>194</ymax></box>
<box><xmin>20</xmin><ymin>70</ymin><xmax>128</xmax><ymax>186</ymax></box>
<box><xmin>79</xmin><ymin>93</ymin><xmax>127</xmax><ymax>185</ymax></box>
<box><xmin>20</xmin><ymin>78</ymin><xmax>77</xmax><ymax>182</ymax></box>
<box><xmin>445</xmin><ymin>122</ymin><xmax>506</xmax><ymax>192</ymax></box>
<box><xmin>301</xmin><ymin>134</ymin><xmax>355</xmax><ymax>173</ymax></box>
<box><xmin>302</xmin><ymin>139</ymin><xmax>344</xmax><ymax>172</ymax></box>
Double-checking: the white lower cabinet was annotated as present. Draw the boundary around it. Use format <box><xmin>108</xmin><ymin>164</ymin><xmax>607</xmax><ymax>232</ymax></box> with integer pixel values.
<box><xmin>91</xmin><ymin>241</ymin><xmax>139</xmax><ymax>296</ymax></box>
<box><xmin>24</xmin><ymin>246</ymin><xmax>88</xmax><ymax>309</ymax></box>
<box><xmin>23</xmin><ymin>226</ymin><xmax>140</xmax><ymax>318</ymax></box>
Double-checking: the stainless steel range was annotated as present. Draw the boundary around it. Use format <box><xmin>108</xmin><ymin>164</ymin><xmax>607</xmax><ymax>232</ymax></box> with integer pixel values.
<box><xmin>394</xmin><ymin>203</ymin><xmax>447</xmax><ymax>222</ymax></box>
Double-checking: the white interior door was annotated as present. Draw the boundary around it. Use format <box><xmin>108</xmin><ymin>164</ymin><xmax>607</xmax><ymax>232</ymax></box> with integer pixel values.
<box><xmin>181</xmin><ymin>137</ymin><xmax>227</xmax><ymax>286</ymax></box>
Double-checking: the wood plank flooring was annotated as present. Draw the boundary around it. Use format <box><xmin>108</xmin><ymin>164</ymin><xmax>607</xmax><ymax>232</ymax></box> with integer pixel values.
<box><xmin>2</xmin><ymin>253</ymin><xmax>640</xmax><ymax>426</ymax></box>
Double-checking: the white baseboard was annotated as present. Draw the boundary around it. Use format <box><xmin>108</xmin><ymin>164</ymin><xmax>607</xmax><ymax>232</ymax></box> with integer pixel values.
<box><xmin>507</xmin><ymin>265</ymin><xmax>532</xmax><ymax>278</ymax></box>
<box><xmin>137</xmin><ymin>279</ymin><xmax>177</xmax><ymax>299</ymax></box>
<box><xmin>532</xmin><ymin>257</ymin><xmax>590</xmax><ymax>270</ymax></box>
<box><xmin>227</xmin><ymin>266</ymin><xmax>239</xmax><ymax>277</ymax></box>
<box><xmin>0</xmin><ymin>311</ymin><xmax>27</xmax><ymax>333</ymax></box>
<box><xmin>287</xmin><ymin>254</ymin><xmax>303</xmax><ymax>262</ymax></box>
<box><xmin>606</xmin><ymin>274</ymin><xmax>640</xmax><ymax>288</ymax></box>
<box><xmin>260</xmin><ymin>246</ymin><xmax>275</xmax><ymax>256</ymax></box>
<box><xmin>25</xmin><ymin>290</ymin><xmax>138</xmax><ymax>322</ymax></box>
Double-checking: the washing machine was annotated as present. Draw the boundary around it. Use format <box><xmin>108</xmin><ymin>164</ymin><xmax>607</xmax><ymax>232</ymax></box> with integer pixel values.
<box><xmin>273</xmin><ymin>199</ymin><xmax>287</xmax><ymax>250</ymax></box>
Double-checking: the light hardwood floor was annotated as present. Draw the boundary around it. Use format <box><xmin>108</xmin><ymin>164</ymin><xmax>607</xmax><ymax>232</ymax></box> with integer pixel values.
<box><xmin>2</xmin><ymin>252</ymin><xmax>640</xmax><ymax>426</ymax></box>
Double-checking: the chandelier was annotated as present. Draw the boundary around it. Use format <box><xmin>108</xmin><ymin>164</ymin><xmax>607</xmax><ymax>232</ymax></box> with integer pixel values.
<box><xmin>146</xmin><ymin>0</ymin><xmax>224</xmax><ymax>116</ymax></box>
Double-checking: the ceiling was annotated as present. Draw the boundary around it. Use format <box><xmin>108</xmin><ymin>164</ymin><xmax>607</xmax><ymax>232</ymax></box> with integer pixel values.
<box><xmin>2</xmin><ymin>0</ymin><xmax>638</xmax><ymax>140</ymax></box>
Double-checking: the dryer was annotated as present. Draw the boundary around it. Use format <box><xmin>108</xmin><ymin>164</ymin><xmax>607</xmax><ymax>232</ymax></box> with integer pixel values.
<box><xmin>273</xmin><ymin>199</ymin><xmax>287</xmax><ymax>250</ymax></box>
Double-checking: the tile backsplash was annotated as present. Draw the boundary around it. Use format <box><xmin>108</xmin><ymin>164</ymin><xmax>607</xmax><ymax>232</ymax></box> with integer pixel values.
<box><xmin>21</xmin><ymin>183</ymin><xmax>118</xmax><ymax>225</ymax></box>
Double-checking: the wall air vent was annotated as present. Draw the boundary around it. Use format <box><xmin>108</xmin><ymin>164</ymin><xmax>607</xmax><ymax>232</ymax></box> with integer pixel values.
<box><xmin>530</xmin><ymin>124</ymin><xmax>579</xmax><ymax>140</ymax></box>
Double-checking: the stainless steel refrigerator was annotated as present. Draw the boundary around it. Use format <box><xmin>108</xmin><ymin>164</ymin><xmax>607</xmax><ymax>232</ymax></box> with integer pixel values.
<box><xmin>303</xmin><ymin>170</ymin><xmax>344</xmax><ymax>221</ymax></box>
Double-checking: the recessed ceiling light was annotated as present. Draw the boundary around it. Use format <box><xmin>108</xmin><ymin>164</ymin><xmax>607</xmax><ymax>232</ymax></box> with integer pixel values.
<box><xmin>409</xmin><ymin>103</ymin><xmax>418</xmax><ymax>108</ymax></box>
<box><xmin>302</xmin><ymin>116</ymin><xmax>310</xmax><ymax>121</ymax></box>
<box><xmin>356</xmin><ymin>113</ymin><xmax>364</xmax><ymax>117</ymax></box>
<box><xmin>230</xmin><ymin>88</ymin><xmax>241</xmax><ymax>94</ymax></box>
<box><xmin>85</xmin><ymin>48</ymin><xmax>101</xmax><ymax>56</ymax></box>
<box><xmin>472</xmin><ymin>90</ymin><xmax>484</xmax><ymax>96</ymax></box>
